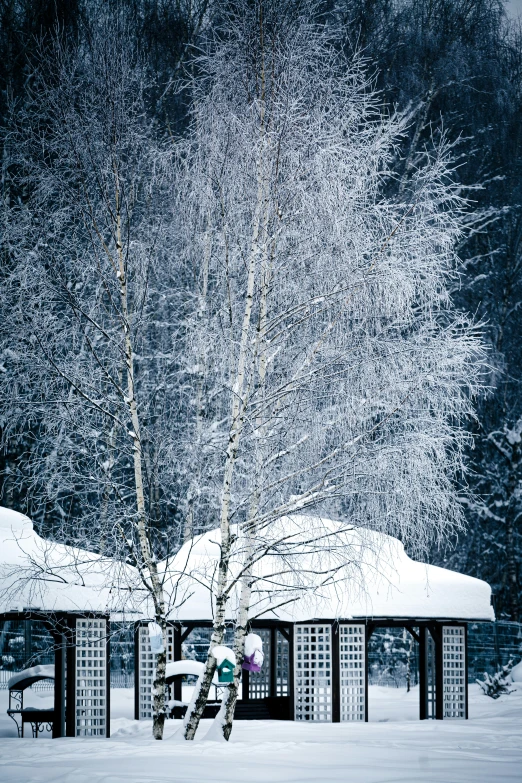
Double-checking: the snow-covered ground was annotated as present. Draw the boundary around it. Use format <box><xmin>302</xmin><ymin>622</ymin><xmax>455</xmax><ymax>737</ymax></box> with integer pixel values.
<box><xmin>0</xmin><ymin>684</ymin><xmax>521</xmax><ymax>782</ymax></box>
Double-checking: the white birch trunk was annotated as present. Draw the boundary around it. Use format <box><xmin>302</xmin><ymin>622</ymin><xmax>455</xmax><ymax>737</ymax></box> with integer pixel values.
<box><xmin>182</xmin><ymin>49</ymin><xmax>269</xmax><ymax>738</ymax></box>
<box><xmin>115</xmin><ymin>169</ymin><xmax>167</xmax><ymax>739</ymax></box>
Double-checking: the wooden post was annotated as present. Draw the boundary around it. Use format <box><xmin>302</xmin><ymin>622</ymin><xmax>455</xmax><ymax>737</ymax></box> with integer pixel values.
<box><xmin>419</xmin><ymin>625</ymin><xmax>427</xmax><ymax>720</ymax></box>
<box><xmin>173</xmin><ymin>624</ymin><xmax>182</xmax><ymax>703</ymax></box>
<box><xmin>430</xmin><ymin>624</ymin><xmax>444</xmax><ymax>720</ymax></box>
<box><xmin>53</xmin><ymin>630</ymin><xmax>66</xmax><ymax>738</ymax></box>
<box><xmin>331</xmin><ymin>622</ymin><xmax>340</xmax><ymax>723</ymax></box>
<box><xmin>464</xmin><ymin>624</ymin><xmax>469</xmax><ymax>719</ymax></box>
<box><xmin>134</xmin><ymin>622</ymin><xmax>140</xmax><ymax>720</ymax></box>
<box><xmin>270</xmin><ymin>627</ymin><xmax>277</xmax><ymax>698</ymax></box>
<box><xmin>24</xmin><ymin>618</ymin><xmax>32</xmax><ymax>668</ymax></box>
<box><xmin>288</xmin><ymin>625</ymin><xmax>295</xmax><ymax>720</ymax></box>
<box><xmin>106</xmin><ymin>622</ymin><xmax>111</xmax><ymax>738</ymax></box>
<box><xmin>242</xmin><ymin>668</ymin><xmax>250</xmax><ymax>701</ymax></box>
<box><xmin>65</xmin><ymin>619</ymin><xmax>76</xmax><ymax>737</ymax></box>
<box><xmin>365</xmin><ymin>623</ymin><xmax>373</xmax><ymax>722</ymax></box>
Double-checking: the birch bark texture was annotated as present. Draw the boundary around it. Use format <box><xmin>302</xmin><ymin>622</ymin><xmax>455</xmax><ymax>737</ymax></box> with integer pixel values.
<box><xmin>176</xmin><ymin>0</ymin><xmax>484</xmax><ymax>740</ymax></box>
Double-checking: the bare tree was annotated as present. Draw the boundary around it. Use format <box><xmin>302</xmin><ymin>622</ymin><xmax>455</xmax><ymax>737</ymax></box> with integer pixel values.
<box><xmin>0</xmin><ymin>19</ymin><xmax>187</xmax><ymax>739</ymax></box>
<box><xmin>175</xmin><ymin>0</ymin><xmax>484</xmax><ymax>740</ymax></box>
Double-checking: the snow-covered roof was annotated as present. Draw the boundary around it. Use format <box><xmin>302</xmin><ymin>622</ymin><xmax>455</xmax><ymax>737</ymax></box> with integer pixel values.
<box><xmin>0</xmin><ymin>507</ymin><xmax>494</xmax><ymax>623</ymax></box>
<box><xmin>159</xmin><ymin>515</ymin><xmax>494</xmax><ymax>623</ymax></box>
<box><xmin>0</xmin><ymin>507</ymin><xmax>143</xmax><ymax>617</ymax></box>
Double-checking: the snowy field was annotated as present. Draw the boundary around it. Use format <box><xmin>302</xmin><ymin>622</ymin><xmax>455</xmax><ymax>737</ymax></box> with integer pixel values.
<box><xmin>0</xmin><ymin>684</ymin><xmax>521</xmax><ymax>783</ymax></box>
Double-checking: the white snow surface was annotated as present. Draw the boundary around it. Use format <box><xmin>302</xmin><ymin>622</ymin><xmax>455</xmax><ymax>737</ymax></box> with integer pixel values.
<box><xmin>244</xmin><ymin>633</ymin><xmax>263</xmax><ymax>656</ymax></box>
<box><xmin>0</xmin><ymin>506</ymin><xmax>144</xmax><ymax>616</ymax></box>
<box><xmin>0</xmin><ymin>685</ymin><xmax>521</xmax><ymax>781</ymax></box>
<box><xmin>212</xmin><ymin>646</ymin><xmax>236</xmax><ymax>666</ymax></box>
<box><xmin>160</xmin><ymin>515</ymin><xmax>494</xmax><ymax>622</ymax></box>
<box><xmin>165</xmin><ymin>660</ymin><xmax>220</xmax><ymax>686</ymax></box>
<box><xmin>0</xmin><ymin>507</ymin><xmax>494</xmax><ymax>622</ymax></box>
<box><xmin>511</xmin><ymin>660</ymin><xmax>522</xmax><ymax>682</ymax></box>
<box><xmin>7</xmin><ymin>664</ymin><xmax>55</xmax><ymax>690</ymax></box>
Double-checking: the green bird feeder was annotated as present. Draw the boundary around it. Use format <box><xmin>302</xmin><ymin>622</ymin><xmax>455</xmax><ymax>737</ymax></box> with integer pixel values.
<box><xmin>217</xmin><ymin>658</ymin><xmax>235</xmax><ymax>684</ymax></box>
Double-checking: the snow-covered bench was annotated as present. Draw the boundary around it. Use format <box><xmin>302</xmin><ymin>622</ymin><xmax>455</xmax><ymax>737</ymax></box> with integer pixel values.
<box><xmin>7</xmin><ymin>664</ymin><xmax>55</xmax><ymax>737</ymax></box>
<box><xmin>165</xmin><ymin>660</ymin><xmax>221</xmax><ymax>719</ymax></box>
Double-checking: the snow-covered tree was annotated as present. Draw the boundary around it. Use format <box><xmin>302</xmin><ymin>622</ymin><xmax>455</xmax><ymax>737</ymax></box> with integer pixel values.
<box><xmin>0</xmin><ymin>18</ymin><xmax>185</xmax><ymax>739</ymax></box>
<box><xmin>176</xmin><ymin>0</ymin><xmax>484</xmax><ymax>740</ymax></box>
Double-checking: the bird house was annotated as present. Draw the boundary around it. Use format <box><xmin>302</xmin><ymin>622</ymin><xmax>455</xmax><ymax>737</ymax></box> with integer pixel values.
<box><xmin>217</xmin><ymin>658</ymin><xmax>235</xmax><ymax>683</ymax></box>
<box><xmin>242</xmin><ymin>649</ymin><xmax>264</xmax><ymax>673</ymax></box>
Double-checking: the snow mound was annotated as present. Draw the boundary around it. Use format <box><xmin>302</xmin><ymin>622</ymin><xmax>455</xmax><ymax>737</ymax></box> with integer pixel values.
<box><xmin>7</xmin><ymin>664</ymin><xmax>55</xmax><ymax>690</ymax></box>
<box><xmin>511</xmin><ymin>660</ymin><xmax>522</xmax><ymax>683</ymax></box>
<box><xmin>165</xmin><ymin>660</ymin><xmax>220</xmax><ymax>685</ymax></box>
<box><xmin>212</xmin><ymin>646</ymin><xmax>236</xmax><ymax>666</ymax></box>
<box><xmin>244</xmin><ymin>633</ymin><xmax>263</xmax><ymax>656</ymax></box>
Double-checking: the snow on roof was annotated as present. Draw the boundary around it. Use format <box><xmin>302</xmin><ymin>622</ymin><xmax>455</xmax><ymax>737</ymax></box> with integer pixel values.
<box><xmin>0</xmin><ymin>508</ymin><xmax>494</xmax><ymax>623</ymax></box>
<box><xmin>8</xmin><ymin>664</ymin><xmax>55</xmax><ymax>690</ymax></box>
<box><xmin>0</xmin><ymin>506</ymin><xmax>144</xmax><ymax>616</ymax></box>
<box><xmin>159</xmin><ymin>515</ymin><xmax>494</xmax><ymax>623</ymax></box>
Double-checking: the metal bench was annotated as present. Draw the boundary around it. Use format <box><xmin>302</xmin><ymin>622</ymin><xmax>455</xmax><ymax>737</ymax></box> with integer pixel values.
<box><xmin>7</xmin><ymin>665</ymin><xmax>55</xmax><ymax>738</ymax></box>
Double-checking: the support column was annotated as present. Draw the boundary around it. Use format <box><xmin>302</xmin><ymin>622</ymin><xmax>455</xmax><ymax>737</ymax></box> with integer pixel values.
<box><xmin>442</xmin><ymin>625</ymin><xmax>467</xmax><ymax>719</ymax></box>
<box><xmin>173</xmin><ymin>625</ymin><xmax>182</xmax><ymax>703</ymax></box>
<box><xmin>419</xmin><ymin>626</ymin><xmax>427</xmax><ymax>720</ymax></box>
<box><xmin>74</xmin><ymin>617</ymin><xmax>108</xmax><ymax>737</ymax></box>
<box><xmin>365</xmin><ymin>624</ymin><xmax>374</xmax><ymax>722</ymax></box>
<box><xmin>464</xmin><ymin>625</ymin><xmax>469</xmax><ymax>720</ymax></box>
<box><xmin>65</xmin><ymin>620</ymin><xmax>76</xmax><ymax>737</ymax></box>
<box><xmin>106</xmin><ymin>626</ymin><xmax>111</xmax><ymax>739</ymax></box>
<box><xmin>270</xmin><ymin>627</ymin><xmax>277</xmax><ymax>698</ymax></box>
<box><xmin>53</xmin><ymin>630</ymin><xmax>66</xmax><ymax>738</ymax></box>
<box><xmin>432</xmin><ymin>625</ymin><xmax>444</xmax><ymax>721</ymax></box>
<box><xmin>288</xmin><ymin>625</ymin><xmax>294</xmax><ymax>720</ymax></box>
<box><xmin>134</xmin><ymin>622</ymin><xmax>140</xmax><ymax>721</ymax></box>
<box><xmin>331</xmin><ymin>622</ymin><xmax>340</xmax><ymax>723</ymax></box>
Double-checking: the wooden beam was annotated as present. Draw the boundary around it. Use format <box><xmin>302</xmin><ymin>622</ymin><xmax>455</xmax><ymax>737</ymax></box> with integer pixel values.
<box><xmin>405</xmin><ymin>625</ymin><xmax>420</xmax><ymax>643</ymax></box>
<box><xmin>180</xmin><ymin>625</ymin><xmax>193</xmax><ymax>644</ymax></box>
<box><xmin>278</xmin><ymin>626</ymin><xmax>291</xmax><ymax>643</ymax></box>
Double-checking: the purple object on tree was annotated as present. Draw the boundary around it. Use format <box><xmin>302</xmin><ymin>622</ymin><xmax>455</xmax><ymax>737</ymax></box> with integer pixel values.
<box><xmin>242</xmin><ymin>650</ymin><xmax>263</xmax><ymax>673</ymax></box>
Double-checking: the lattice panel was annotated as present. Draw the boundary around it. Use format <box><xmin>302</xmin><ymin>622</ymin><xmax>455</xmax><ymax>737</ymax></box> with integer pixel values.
<box><xmin>339</xmin><ymin>624</ymin><xmax>365</xmax><ymax>721</ymax></box>
<box><xmin>138</xmin><ymin>624</ymin><xmax>175</xmax><ymax>719</ymax></box>
<box><xmin>294</xmin><ymin>624</ymin><xmax>332</xmax><ymax>721</ymax></box>
<box><xmin>75</xmin><ymin>619</ymin><xmax>107</xmax><ymax>737</ymax></box>
<box><xmin>249</xmin><ymin>628</ymin><xmax>271</xmax><ymax>699</ymax></box>
<box><xmin>276</xmin><ymin>630</ymin><xmax>289</xmax><ymax>696</ymax></box>
<box><xmin>443</xmin><ymin>626</ymin><xmax>466</xmax><ymax>719</ymax></box>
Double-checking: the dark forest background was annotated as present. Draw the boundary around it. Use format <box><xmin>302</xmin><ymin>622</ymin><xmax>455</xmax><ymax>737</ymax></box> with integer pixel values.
<box><xmin>1</xmin><ymin>0</ymin><xmax>521</xmax><ymax>620</ymax></box>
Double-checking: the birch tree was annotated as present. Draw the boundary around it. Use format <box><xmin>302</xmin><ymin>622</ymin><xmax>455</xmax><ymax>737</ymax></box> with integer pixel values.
<box><xmin>0</xmin><ymin>20</ymin><xmax>186</xmax><ymax>739</ymax></box>
<box><xmin>176</xmin><ymin>0</ymin><xmax>484</xmax><ymax>740</ymax></box>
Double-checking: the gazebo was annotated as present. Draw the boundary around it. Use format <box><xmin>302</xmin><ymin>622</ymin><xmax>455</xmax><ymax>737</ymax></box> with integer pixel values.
<box><xmin>0</xmin><ymin>507</ymin><xmax>139</xmax><ymax>738</ymax></box>
<box><xmin>135</xmin><ymin>516</ymin><xmax>494</xmax><ymax>723</ymax></box>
